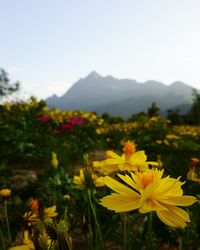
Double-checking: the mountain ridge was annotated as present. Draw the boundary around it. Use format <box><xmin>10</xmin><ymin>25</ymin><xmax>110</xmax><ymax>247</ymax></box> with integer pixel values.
<box><xmin>46</xmin><ymin>72</ymin><xmax>198</xmax><ymax>118</ymax></box>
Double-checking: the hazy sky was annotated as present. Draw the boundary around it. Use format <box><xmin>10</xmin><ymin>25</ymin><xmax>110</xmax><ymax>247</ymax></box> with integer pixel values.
<box><xmin>1</xmin><ymin>0</ymin><xmax>200</xmax><ymax>99</ymax></box>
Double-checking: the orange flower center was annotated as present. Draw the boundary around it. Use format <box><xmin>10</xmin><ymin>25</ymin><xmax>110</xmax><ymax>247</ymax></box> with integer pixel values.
<box><xmin>138</xmin><ymin>171</ymin><xmax>156</xmax><ymax>188</ymax></box>
<box><xmin>123</xmin><ymin>141</ymin><xmax>136</xmax><ymax>158</ymax></box>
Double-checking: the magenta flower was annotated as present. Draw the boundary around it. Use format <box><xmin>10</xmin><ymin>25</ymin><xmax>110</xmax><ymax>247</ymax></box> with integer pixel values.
<box><xmin>60</xmin><ymin>123</ymin><xmax>74</xmax><ymax>131</ymax></box>
<box><xmin>68</xmin><ymin>117</ymin><xmax>86</xmax><ymax>126</ymax></box>
<box><xmin>37</xmin><ymin>115</ymin><xmax>51</xmax><ymax>123</ymax></box>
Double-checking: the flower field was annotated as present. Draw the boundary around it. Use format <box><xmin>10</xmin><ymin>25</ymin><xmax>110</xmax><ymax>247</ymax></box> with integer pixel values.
<box><xmin>0</xmin><ymin>98</ymin><xmax>200</xmax><ymax>250</ymax></box>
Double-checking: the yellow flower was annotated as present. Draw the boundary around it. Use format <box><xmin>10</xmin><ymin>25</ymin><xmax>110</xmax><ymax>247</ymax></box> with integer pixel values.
<box><xmin>9</xmin><ymin>230</ymin><xmax>35</xmax><ymax>250</ymax></box>
<box><xmin>93</xmin><ymin>141</ymin><xmax>158</xmax><ymax>174</ymax></box>
<box><xmin>24</xmin><ymin>205</ymin><xmax>57</xmax><ymax>226</ymax></box>
<box><xmin>73</xmin><ymin>168</ymin><xmax>105</xmax><ymax>189</ymax></box>
<box><xmin>187</xmin><ymin>169</ymin><xmax>198</xmax><ymax>181</ymax></box>
<box><xmin>0</xmin><ymin>188</ymin><xmax>11</xmax><ymax>197</ymax></box>
<box><xmin>63</xmin><ymin>194</ymin><xmax>71</xmax><ymax>200</ymax></box>
<box><xmin>100</xmin><ymin>169</ymin><xmax>196</xmax><ymax>228</ymax></box>
<box><xmin>44</xmin><ymin>205</ymin><xmax>58</xmax><ymax>218</ymax></box>
<box><xmin>51</xmin><ymin>152</ymin><xmax>58</xmax><ymax>168</ymax></box>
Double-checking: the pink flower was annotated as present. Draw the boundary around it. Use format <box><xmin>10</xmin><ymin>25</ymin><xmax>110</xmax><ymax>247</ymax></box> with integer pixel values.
<box><xmin>60</xmin><ymin>123</ymin><xmax>74</xmax><ymax>131</ymax></box>
<box><xmin>68</xmin><ymin>117</ymin><xmax>85</xmax><ymax>126</ymax></box>
<box><xmin>37</xmin><ymin>115</ymin><xmax>51</xmax><ymax>123</ymax></box>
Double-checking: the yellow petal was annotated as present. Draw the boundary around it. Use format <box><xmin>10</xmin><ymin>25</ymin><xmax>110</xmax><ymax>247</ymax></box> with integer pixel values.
<box><xmin>157</xmin><ymin>177</ymin><xmax>183</xmax><ymax>196</ymax></box>
<box><xmin>106</xmin><ymin>151</ymin><xmax>122</xmax><ymax>160</ymax></box>
<box><xmin>104</xmin><ymin>158</ymin><xmax>124</xmax><ymax>165</ymax></box>
<box><xmin>130</xmin><ymin>151</ymin><xmax>147</xmax><ymax>163</ymax></box>
<box><xmin>104</xmin><ymin>176</ymin><xmax>139</xmax><ymax>197</ymax></box>
<box><xmin>9</xmin><ymin>245</ymin><xmax>32</xmax><ymax>250</ymax></box>
<box><xmin>139</xmin><ymin>199</ymin><xmax>168</xmax><ymax>213</ymax></box>
<box><xmin>45</xmin><ymin>205</ymin><xmax>58</xmax><ymax>217</ymax></box>
<box><xmin>158</xmin><ymin>195</ymin><xmax>197</xmax><ymax>207</ymax></box>
<box><xmin>156</xmin><ymin>206</ymin><xmax>190</xmax><ymax>228</ymax></box>
<box><xmin>118</xmin><ymin>174</ymin><xmax>140</xmax><ymax>192</ymax></box>
<box><xmin>95</xmin><ymin>177</ymin><xmax>105</xmax><ymax>187</ymax></box>
<box><xmin>100</xmin><ymin>193</ymin><xmax>141</xmax><ymax>212</ymax></box>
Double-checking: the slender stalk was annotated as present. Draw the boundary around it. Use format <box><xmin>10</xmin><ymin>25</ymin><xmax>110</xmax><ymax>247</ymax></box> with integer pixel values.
<box><xmin>0</xmin><ymin>226</ymin><xmax>6</xmax><ymax>250</ymax></box>
<box><xmin>147</xmin><ymin>212</ymin><xmax>154</xmax><ymax>250</ymax></box>
<box><xmin>178</xmin><ymin>236</ymin><xmax>183</xmax><ymax>250</ymax></box>
<box><xmin>123</xmin><ymin>212</ymin><xmax>131</xmax><ymax>250</ymax></box>
<box><xmin>87</xmin><ymin>189</ymin><xmax>105</xmax><ymax>250</ymax></box>
<box><xmin>4</xmin><ymin>200</ymin><xmax>11</xmax><ymax>244</ymax></box>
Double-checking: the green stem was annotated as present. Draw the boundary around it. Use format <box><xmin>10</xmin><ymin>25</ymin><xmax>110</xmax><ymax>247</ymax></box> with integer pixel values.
<box><xmin>123</xmin><ymin>213</ymin><xmax>131</xmax><ymax>250</ymax></box>
<box><xmin>4</xmin><ymin>200</ymin><xmax>11</xmax><ymax>244</ymax></box>
<box><xmin>147</xmin><ymin>212</ymin><xmax>154</xmax><ymax>250</ymax></box>
<box><xmin>0</xmin><ymin>225</ymin><xmax>6</xmax><ymax>250</ymax></box>
<box><xmin>178</xmin><ymin>236</ymin><xmax>183</xmax><ymax>250</ymax></box>
<box><xmin>87</xmin><ymin>189</ymin><xmax>105</xmax><ymax>250</ymax></box>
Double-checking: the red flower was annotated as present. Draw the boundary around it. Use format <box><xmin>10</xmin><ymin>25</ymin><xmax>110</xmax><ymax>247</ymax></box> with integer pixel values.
<box><xmin>37</xmin><ymin>115</ymin><xmax>51</xmax><ymax>123</ymax></box>
<box><xmin>68</xmin><ymin>117</ymin><xmax>86</xmax><ymax>126</ymax></box>
<box><xmin>60</xmin><ymin>123</ymin><xmax>74</xmax><ymax>131</ymax></box>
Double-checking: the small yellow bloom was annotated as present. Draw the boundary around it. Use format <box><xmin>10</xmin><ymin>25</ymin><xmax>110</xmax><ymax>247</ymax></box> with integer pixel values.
<box><xmin>100</xmin><ymin>169</ymin><xmax>196</xmax><ymax>228</ymax></box>
<box><xmin>44</xmin><ymin>205</ymin><xmax>58</xmax><ymax>218</ymax></box>
<box><xmin>9</xmin><ymin>230</ymin><xmax>35</xmax><ymax>250</ymax></box>
<box><xmin>187</xmin><ymin>169</ymin><xmax>198</xmax><ymax>181</ymax></box>
<box><xmin>24</xmin><ymin>205</ymin><xmax>57</xmax><ymax>226</ymax></box>
<box><xmin>73</xmin><ymin>168</ymin><xmax>105</xmax><ymax>189</ymax></box>
<box><xmin>63</xmin><ymin>194</ymin><xmax>71</xmax><ymax>200</ymax></box>
<box><xmin>93</xmin><ymin>141</ymin><xmax>158</xmax><ymax>175</ymax></box>
<box><xmin>51</xmin><ymin>152</ymin><xmax>58</xmax><ymax>168</ymax></box>
<box><xmin>0</xmin><ymin>188</ymin><xmax>11</xmax><ymax>197</ymax></box>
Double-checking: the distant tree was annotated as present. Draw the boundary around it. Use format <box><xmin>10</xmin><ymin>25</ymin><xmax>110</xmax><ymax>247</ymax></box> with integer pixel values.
<box><xmin>128</xmin><ymin>112</ymin><xmax>147</xmax><ymax>122</ymax></box>
<box><xmin>167</xmin><ymin>108</ymin><xmax>182</xmax><ymax>125</ymax></box>
<box><xmin>101</xmin><ymin>112</ymin><xmax>111</xmax><ymax>122</ymax></box>
<box><xmin>0</xmin><ymin>68</ymin><xmax>19</xmax><ymax>99</ymax></box>
<box><xmin>188</xmin><ymin>89</ymin><xmax>200</xmax><ymax>124</ymax></box>
<box><xmin>147</xmin><ymin>102</ymin><xmax>160</xmax><ymax>117</ymax></box>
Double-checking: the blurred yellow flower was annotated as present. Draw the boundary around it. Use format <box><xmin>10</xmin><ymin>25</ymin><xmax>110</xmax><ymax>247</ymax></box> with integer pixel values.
<box><xmin>93</xmin><ymin>141</ymin><xmax>158</xmax><ymax>174</ymax></box>
<box><xmin>44</xmin><ymin>205</ymin><xmax>58</xmax><ymax>218</ymax></box>
<box><xmin>9</xmin><ymin>230</ymin><xmax>35</xmax><ymax>250</ymax></box>
<box><xmin>0</xmin><ymin>188</ymin><xmax>11</xmax><ymax>197</ymax></box>
<box><xmin>187</xmin><ymin>169</ymin><xmax>198</xmax><ymax>181</ymax></box>
<box><xmin>24</xmin><ymin>205</ymin><xmax>58</xmax><ymax>226</ymax></box>
<box><xmin>73</xmin><ymin>168</ymin><xmax>105</xmax><ymax>189</ymax></box>
<box><xmin>63</xmin><ymin>194</ymin><xmax>71</xmax><ymax>200</ymax></box>
<box><xmin>51</xmin><ymin>152</ymin><xmax>58</xmax><ymax>168</ymax></box>
<box><xmin>100</xmin><ymin>169</ymin><xmax>196</xmax><ymax>228</ymax></box>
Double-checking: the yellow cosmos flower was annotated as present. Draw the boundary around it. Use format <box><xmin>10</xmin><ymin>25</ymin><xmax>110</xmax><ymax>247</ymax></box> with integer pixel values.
<box><xmin>93</xmin><ymin>141</ymin><xmax>158</xmax><ymax>174</ymax></box>
<box><xmin>9</xmin><ymin>230</ymin><xmax>35</xmax><ymax>250</ymax></box>
<box><xmin>0</xmin><ymin>188</ymin><xmax>11</xmax><ymax>197</ymax></box>
<box><xmin>44</xmin><ymin>205</ymin><xmax>58</xmax><ymax>218</ymax></box>
<box><xmin>100</xmin><ymin>169</ymin><xmax>196</xmax><ymax>228</ymax></box>
<box><xmin>24</xmin><ymin>205</ymin><xmax>57</xmax><ymax>226</ymax></box>
<box><xmin>51</xmin><ymin>152</ymin><xmax>59</xmax><ymax>168</ymax></box>
<box><xmin>73</xmin><ymin>168</ymin><xmax>105</xmax><ymax>189</ymax></box>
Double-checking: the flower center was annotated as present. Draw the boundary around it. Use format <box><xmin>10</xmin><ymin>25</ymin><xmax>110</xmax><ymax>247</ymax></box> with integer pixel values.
<box><xmin>138</xmin><ymin>170</ymin><xmax>156</xmax><ymax>188</ymax></box>
<box><xmin>123</xmin><ymin>141</ymin><xmax>136</xmax><ymax>158</ymax></box>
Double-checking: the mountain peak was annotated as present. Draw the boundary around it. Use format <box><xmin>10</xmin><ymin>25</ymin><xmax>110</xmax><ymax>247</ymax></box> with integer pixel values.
<box><xmin>86</xmin><ymin>71</ymin><xmax>101</xmax><ymax>79</ymax></box>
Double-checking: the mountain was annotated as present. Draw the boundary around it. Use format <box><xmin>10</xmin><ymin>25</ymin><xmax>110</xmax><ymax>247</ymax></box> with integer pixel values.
<box><xmin>46</xmin><ymin>71</ymin><xmax>198</xmax><ymax>118</ymax></box>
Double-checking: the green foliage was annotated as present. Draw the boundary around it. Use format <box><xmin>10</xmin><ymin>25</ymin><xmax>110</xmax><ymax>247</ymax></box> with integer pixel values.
<box><xmin>147</xmin><ymin>101</ymin><xmax>160</xmax><ymax>117</ymax></box>
<box><xmin>0</xmin><ymin>99</ymin><xmax>200</xmax><ymax>249</ymax></box>
<box><xmin>188</xmin><ymin>89</ymin><xmax>200</xmax><ymax>124</ymax></box>
<box><xmin>0</xmin><ymin>68</ymin><xmax>19</xmax><ymax>99</ymax></box>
